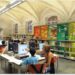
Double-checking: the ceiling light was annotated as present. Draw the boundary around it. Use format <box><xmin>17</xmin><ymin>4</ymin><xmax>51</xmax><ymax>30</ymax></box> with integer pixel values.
<box><xmin>9</xmin><ymin>1</ymin><xmax>22</xmax><ymax>8</ymax></box>
<box><xmin>1</xmin><ymin>8</ymin><xmax>9</xmax><ymax>13</ymax></box>
<box><xmin>0</xmin><ymin>0</ymin><xmax>25</xmax><ymax>15</ymax></box>
<box><xmin>0</xmin><ymin>6</ymin><xmax>6</xmax><ymax>12</ymax></box>
<box><xmin>10</xmin><ymin>0</ymin><xmax>20</xmax><ymax>4</ymax></box>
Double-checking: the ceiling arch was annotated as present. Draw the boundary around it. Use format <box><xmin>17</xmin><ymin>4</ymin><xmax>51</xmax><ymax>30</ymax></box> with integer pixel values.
<box><xmin>0</xmin><ymin>0</ymin><xmax>75</xmax><ymax>23</ymax></box>
<box><xmin>68</xmin><ymin>3</ymin><xmax>75</xmax><ymax>20</ymax></box>
<box><xmin>40</xmin><ymin>0</ymin><xmax>68</xmax><ymax>18</ymax></box>
<box><xmin>18</xmin><ymin>6</ymin><xmax>38</xmax><ymax>21</ymax></box>
<box><xmin>0</xmin><ymin>0</ymin><xmax>10</xmax><ymax>8</ymax></box>
<box><xmin>40</xmin><ymin>7</ymin><xmax>65</xmax><ymax>22</ymax></box>
<box><xmin>5</xmin><ymin>13</ymin><xmax>21</xmax><ymax>24</ymax></box>
<box><xmin>26</xmin><ymin>1</ymin><xmax>39</xmax><ymax>19</ymax></box>
<box><xmin>0</xmin><ymin>0</ymin><xmax>75</xmax><ymax>30</ymax></box>
<box><xmin>40</xmin><ymin>8</ymin><xmax>65</xmax><ymax>23</ymax></box>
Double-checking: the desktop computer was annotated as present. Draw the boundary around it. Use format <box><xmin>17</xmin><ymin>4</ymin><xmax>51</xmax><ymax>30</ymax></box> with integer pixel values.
<box><xmin>39</xmin><ymin>43</ymin><xmax>45</xmax><ymax>51</ymax></box>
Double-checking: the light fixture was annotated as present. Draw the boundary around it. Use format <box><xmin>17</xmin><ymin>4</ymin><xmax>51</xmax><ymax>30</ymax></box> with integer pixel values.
<box><xmin>9</xmin><ymin>1</ymin><xmax>22</xmax><ymax>9</ymax></box>
<box><xmin>0</xmin><ymin>0</ymin><xmax>25</xmax><ymax>15</ymax></box>
<box><xmin>1</xmin><ymin>8</ymin><xmax>9</xmax><ymax>14</ymax></box>
<box><xmin>10</xmin><ymin>0</ymin><xmax>20</xmax><ymax>4</ymax></box>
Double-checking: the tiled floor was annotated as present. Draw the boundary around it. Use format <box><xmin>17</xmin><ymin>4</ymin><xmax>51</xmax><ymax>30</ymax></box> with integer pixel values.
<box><xmin>0</xmin><ymin>58</ymin><xmax>75</xmax><ymax>74</ymax></box>
<box><xmin>57</xmin><ymin>58</ymin><xmax>75</xmax><ymax>74</ymax></box>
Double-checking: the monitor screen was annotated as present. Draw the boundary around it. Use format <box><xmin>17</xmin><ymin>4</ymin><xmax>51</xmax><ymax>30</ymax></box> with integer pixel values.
<box><xmin>13</xmin><ymin>42</ymin><xmax>18</xmax><ymax>53</ymax></box>
<box><xmin>8</xmin><ymin>41</ymin><xmax>18</xmax><ymax>53</ymax></box>
<box><xmin>8</xmin><ymin>41</ymin><xmax>14</xmax><ymax>51</ymax></box>
<box><xmin>13</xmin><ymin>40</ymin><xmax>20</xmax><ymax>43</ymax></box>
<box><xmin>39</xmin><ymin>43</ymin><xmax>44</xmax><ymax>51</ymax></box>
<box><xmin>0</xmin><ymin>40</ymin><xmax>2</xmax><ymax>45</ymax></box>
<box><xmin>18</xmin><ymin>44</ymin><xmax>28</xmax><ymax>55</ymax></box>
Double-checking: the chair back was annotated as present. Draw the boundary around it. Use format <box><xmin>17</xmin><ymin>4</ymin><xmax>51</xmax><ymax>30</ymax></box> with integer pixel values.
<box><xmin>27</xmin><ymin>64</ymin><xmax>46</xmax><ymax>74</ymax></box>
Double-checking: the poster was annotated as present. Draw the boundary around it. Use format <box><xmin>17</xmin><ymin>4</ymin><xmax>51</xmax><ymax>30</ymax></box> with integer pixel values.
<box><xmin>40</xmin><ymin>25</ymin><xmax>48</xmax><ymax>40</ymax></box>
<box><xmin>34</xmin><ymin>26</ymin><xmax>40</xmax><ymax>38</ymax></box>
<box><xmin>57</xmin><ymin>23</ymin><xmax>68</xmax><ymax>52</ymax></box>
<box><xmin>69</xmin><ymin>23</ymin><xmax>75</xmax><ymax>57</ymax></box>
<box><xmin>0</xmin><ymin>28</ymin><xmax>3</xmax><ymax>39</ymax></box>
<box><xmin>57</xmin><ymin>23</ymin><xmax>68</xmax><ymax>40</ymax></box>
<box><xmin>48</xmin><ymin>25</ymin><xmax>57</xmax><ymax>40</ymax></box>
<box><xmin>14</xmin><ymin>24</ymin><xmax>18</xmax><ymax>33</ymax></box>
<box><xmin>69</xmin><ymin>23</ymin><xmax>75</xmax><ymax>40</ymax></box>
<box><xmin>27</xmin><ymin>20</ymin><xmax>33</xmax><ymax>33</ymax></box>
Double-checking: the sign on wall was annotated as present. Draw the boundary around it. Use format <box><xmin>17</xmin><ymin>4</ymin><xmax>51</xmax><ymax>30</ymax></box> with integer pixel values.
<box><xmin>0</xmin><ymin>28</ymin><xmax>3</xmax><ymax>39</ymax></box>
<box><xmin>27</xmin><ymin>20</ymin><xmax>33</xmax><ymax>33</ymax></box>
<box><xmin>14</xmin><ymin>24</ymin><xmax>18</xmax><ymax>34</ymax></box>
<box><xmin>48</xmin><ymin>26</ymin><xmax>57</xmax><ymax>40</ymax></box>
<box><xmin>40</xmin><ymin>25</ymin><xmax>48</xmax><ymax>40</ymax></box>
<box><xmin>34</xmin><ymin>26</ymin><xmax>40</xmax><ymax>38</ymax></box>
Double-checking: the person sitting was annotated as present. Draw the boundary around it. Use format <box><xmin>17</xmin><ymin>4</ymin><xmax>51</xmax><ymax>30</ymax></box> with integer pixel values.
<box><xmin>0</xmin><ymin>40</ymin><xmax>7</xmax><ymax>53</ymax></box>
<box><xmin>29</xmin><ymin>39</ymin><xmax>36</xmax><ymax>50</ymax></box>
<box><xmin>22</xmin><ymin>48</ymin><xmax>38</xmax><ymax>65</ymax></box>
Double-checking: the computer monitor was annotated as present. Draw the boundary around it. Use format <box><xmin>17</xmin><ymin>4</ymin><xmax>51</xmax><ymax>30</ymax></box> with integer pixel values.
<box><xmin>8</xmin><ymin>41</ymin><xmax>18</xmax><ymax>53</ymax></box>
<box><xmin>8</xmin><ymin>41</ymin><xmax>14</xmax><ymax>51</ymax></box>
<box><xmin>13</xmin><ymin>40</ymin><xmax>20</xmax><ymax>43</ymax></box>
<box><xmin>18</xmin><ymin>44</ymin><xmax>28</xmax><ymax>55</ymax></box>
<box><xmin>13</xmin><ymin>42</ymin><xmax>18</xmax><ymax>53</ymax></box>
<box><xmin>39</xmin><ymin>43</ymin><xmax>45</xmax><ymax>51</ymax></box>
<box><xmin>0</xmin><ymin>40</ymin><xmax>3</xmax><ymax>45</ymax></box>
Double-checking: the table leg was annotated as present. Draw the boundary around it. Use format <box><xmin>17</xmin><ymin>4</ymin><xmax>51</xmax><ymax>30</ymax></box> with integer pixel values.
<box><xmin>1</xmin><ymin>57</ymin><xmax>2</xmax><ymax>69</ymax></box>
<box><xmin>18</xmin><ymin>67</ymin><xmax>21</xmax><ymax>74</ymax></box>
<box><xmin>8</xmin><ymin>63</ymin><xmax>12</xmax><ymax>73</ymax></box>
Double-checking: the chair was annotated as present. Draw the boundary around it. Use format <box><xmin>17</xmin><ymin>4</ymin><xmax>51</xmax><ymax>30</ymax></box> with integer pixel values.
<box><xmin>0</xmin><ymin>47</ymin><xmax>5</xmax><ymax>53</ymax></box>
<box><xmin>50</xmin><ymin>54</ymin><xmax>59</xmax><ymax>73</ymax></box>
<box><xmin>27</xmin><ymin>64</ymin><xmax>46</xmax><ymax>74</ymax></box>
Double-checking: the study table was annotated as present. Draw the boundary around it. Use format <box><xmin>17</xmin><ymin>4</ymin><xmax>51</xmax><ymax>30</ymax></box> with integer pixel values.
<box><xmin>0</xmin><ymin>53</ymin><xmax>45</xmax><ymax>73</ymax></box>
<box><xmin>0</xmin><ymin>52</ymin><xmax>59</xmax><ymax>73</ymax></box>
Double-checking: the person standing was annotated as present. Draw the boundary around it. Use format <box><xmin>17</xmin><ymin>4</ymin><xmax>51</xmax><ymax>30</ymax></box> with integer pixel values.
<box><xmin>42</xmin><ymin>45</ymin><xmax>55</xmax><ymax>74</ymax></box>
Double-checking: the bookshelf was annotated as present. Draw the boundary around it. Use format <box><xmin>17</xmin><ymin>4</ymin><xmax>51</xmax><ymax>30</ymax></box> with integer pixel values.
<box><xmin>34</xmin><ymin>22</ymin><xmax>75</xmax><ymax>60</ymax></box>
<box><xmin>49</xmin><ymin>40</ymin><xmax>75</xmax><ymax>60</ymax></box>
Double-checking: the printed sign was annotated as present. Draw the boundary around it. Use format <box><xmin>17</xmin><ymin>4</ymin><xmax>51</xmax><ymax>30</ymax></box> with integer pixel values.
<box><xmin>40</xmin><ymin>25</ymin><xmax>48</xmax><ymax>40</ymax></box>
<box><xmin>34</xmin><ymin>26</ymin><xmax>40</xmax><ymax>38</ymax></box>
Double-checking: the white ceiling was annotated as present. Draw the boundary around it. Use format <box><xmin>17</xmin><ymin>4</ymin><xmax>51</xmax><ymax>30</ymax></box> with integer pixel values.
<box><xmin>0</xmin><ymin>0</ymin><xmax>75</xmax><ymax>23</ymax></box>
<box><xmin>0</xmin><ymin>0</ymin><xmax>75</xmax><ymax>36</ymax></box>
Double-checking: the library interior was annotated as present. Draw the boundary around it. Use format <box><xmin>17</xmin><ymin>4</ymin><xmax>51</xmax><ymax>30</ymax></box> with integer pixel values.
<box><xmin>0</xmin><ymin>0</ymin><xmax>75</xmax><ymax>74</ymax></box>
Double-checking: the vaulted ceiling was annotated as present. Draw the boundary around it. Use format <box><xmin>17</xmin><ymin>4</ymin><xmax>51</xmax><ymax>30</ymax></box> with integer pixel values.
<box><xmin>0</xmin><ymin>0</ymin><xmax>75</xmax><ymax>36</ymax></box>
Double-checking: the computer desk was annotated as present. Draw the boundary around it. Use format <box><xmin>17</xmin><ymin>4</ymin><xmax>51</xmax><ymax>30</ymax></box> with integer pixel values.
<box><xmin>0</xmin><ymin>54</ymin><xmax>22</xmax><ymax>73</ymax></box>
<box><xmin>0</xmin><ymin>53</ymin><xmax>45</xmax><ymax>73</ymax></box>
<box><xmin>0</xmin><ymin>51</ymin><xmax>59</xmax><ymax>73</ymax></box>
